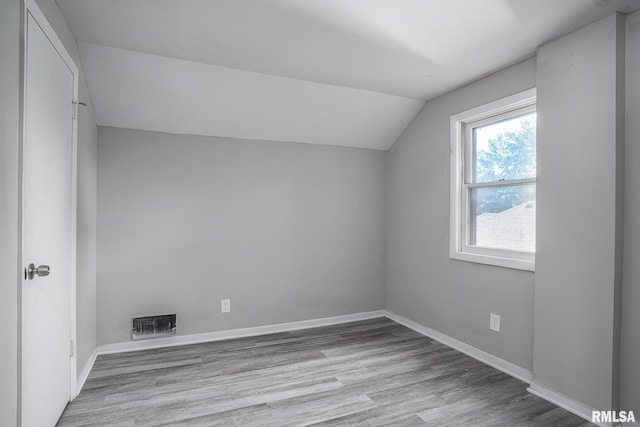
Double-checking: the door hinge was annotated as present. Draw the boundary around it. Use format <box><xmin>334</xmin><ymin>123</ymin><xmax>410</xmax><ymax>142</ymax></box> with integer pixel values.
<box><xmin>72</xmin><ymin>101</ymin><xmax>87</xmax><ymax>120</ymax></box>
<box><xmin>70</xmin><ymin>340</ymin><xmax>76</xmax><ymax>357</ymax></box>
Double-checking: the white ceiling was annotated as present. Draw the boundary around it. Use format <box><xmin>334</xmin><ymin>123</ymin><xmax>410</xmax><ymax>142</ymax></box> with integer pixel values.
<box><xmin>58</xmin><ymin>0</ymin><xmax>640</xmax><ymax>150</ymax></box>
<box><xmin>78</xmin><ymin>43</ymin><xmax>422</xmax><ymax>150</ymax></box>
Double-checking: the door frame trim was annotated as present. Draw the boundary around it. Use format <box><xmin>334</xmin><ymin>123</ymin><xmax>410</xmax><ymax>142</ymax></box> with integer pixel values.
<box><xmin>19</xmin><ymin>0</ymin><xmax>79</xmax><ymax>422</ymax></box>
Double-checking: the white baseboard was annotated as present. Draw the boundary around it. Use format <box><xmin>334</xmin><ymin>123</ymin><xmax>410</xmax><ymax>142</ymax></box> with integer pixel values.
<box><xmin>527</xmin><ymin>382</ymin><xmax>607</xmax><ymax>427</ymax></box>
<box><xmin>74</xmin><ymin>348</ymin><xmax>97</xmax><ymax>398</ymax></box>
<box><xmin>383</xmin><ymin>310</ymin><xmax>533</xmax><ymax>383</ymax></box>
<box><xmin>97</xmin><ymin>310</ymin><xmax>386</xmax><ymax>355</ymax></box>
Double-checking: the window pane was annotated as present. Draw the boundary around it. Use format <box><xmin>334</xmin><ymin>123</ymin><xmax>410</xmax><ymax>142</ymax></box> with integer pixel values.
<box><xmin>469</xmin><ymin>184</ymin><xmax>535</xmax><ymax>252</ymax></box>
<box><xmin>473</xmin><ymin>112</ymin><xmax>536</xmax><ymax>183</ymax></box>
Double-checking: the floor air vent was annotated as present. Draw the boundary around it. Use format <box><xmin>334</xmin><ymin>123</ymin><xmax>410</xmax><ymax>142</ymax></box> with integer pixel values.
<box><xmin>131</xmin><ymin>314</ymin><xmax>176</xmax><ymax>340</ymax></box>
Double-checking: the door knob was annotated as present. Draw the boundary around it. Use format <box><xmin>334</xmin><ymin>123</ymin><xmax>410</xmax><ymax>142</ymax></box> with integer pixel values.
<box><xmin>27</xmin><ymin>263</ymin><xmax>50</xmax><ymax>280</ymax></box>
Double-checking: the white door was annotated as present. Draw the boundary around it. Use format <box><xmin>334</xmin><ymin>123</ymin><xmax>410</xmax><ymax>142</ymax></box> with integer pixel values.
<box><xmin>22</xmin><ymin>4</ymin><xmax>77</xmax><ymax>426</ymax></box>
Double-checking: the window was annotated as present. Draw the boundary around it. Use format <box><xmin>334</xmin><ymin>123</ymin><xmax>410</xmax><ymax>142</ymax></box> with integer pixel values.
<box><xmin>450</xmin><ymin>89</ymin><xmax>536</xmax><ymax>271</ymax></box>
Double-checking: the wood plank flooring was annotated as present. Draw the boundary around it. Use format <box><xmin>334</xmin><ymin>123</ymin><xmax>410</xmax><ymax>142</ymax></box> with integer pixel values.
<box><xmin>57</xmin><ymin>318</ymin><xmax>593</xmax><ymax>426</ymax></box>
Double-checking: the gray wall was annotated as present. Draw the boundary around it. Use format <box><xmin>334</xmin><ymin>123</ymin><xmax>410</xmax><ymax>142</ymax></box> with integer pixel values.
<box><xmin>621</xmin><ymin>9</ymin><xmax>640</xmax><ymax>415</ymax></box>
<box><xmin>0</xmin><ymin>0</ymin><xmax>21</xmax><ymax>425</ymax></box>
<box><xmin>97</xmin><ymin>127</ymin><xmax>386</xmax><ymax>345</ymax></box>
<box><xmin>33</xmin><ymin>0</ymin><xmax>98</xmax><ymax>382</ymax></box>
<box><xmin>385</xmin><ymin>58</ymin><xmax>537</xmax><ymax>371</ymax></box>
<box><xmin>533</xmin><ymin>14</ymin><xmax>624</xmax><ymax>411</ymax></box>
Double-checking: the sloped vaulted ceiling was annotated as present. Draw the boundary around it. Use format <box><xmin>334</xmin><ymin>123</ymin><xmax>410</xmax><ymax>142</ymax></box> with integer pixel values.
<box><xmin>57</xmin><ymin>0</ymin><xmax>639</xmax><ymax>150</ymax></box>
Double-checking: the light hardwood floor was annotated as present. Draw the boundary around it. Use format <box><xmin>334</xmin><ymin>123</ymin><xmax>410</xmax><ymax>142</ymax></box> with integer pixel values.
<box><xmin>57</xmin><ymin>318</ymin><xmax>593</xmax><ymax>426</ymax></box>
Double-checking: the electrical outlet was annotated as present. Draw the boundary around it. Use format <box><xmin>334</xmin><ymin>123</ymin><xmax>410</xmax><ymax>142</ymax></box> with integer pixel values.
<box><xmin>221</xmin><ymin>299</ymin><xmax>230</xmax><ymax>313</ymax></box>
<box><xmin>490</xmin><ymin>313</ymin><xmax>500</xmax><ymax>332</ymax></box>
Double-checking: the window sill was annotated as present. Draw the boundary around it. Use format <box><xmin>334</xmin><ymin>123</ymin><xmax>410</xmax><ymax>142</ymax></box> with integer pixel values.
<box><xmin>449</xmin><ymin>250</ymin><xmax>535</xmax><ymax>272</ymax></box>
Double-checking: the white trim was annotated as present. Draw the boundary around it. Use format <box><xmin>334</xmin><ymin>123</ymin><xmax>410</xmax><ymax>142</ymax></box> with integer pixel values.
<box><xmin>465</xmin><ymin>177</ymin><xmax>536</xmax><ymax>189</ymax></box>
<box><xmin>527</xmin><ymin>381</ymin><xmax>608</xmax><ymax>427</ymax></box>
<box><xmin>97</xmin><ymin>310</ymin><xmax>386</xmax><ymax>355</ymax></box>
<box><xmin>384</xmin><ymin>310</ymin><xmax>533</xmax><ymax>383</ymax></box>
<box><xmin>450</xmin><ymin>251</ymin><xmax>535</xmax><ymax>272</ymax></box>
<box><xmin>74</xmin><ymin>349</ymin><xmax>97</xmax><ymax>399</ymax></box>
<box><xmin>22</xmin><ymin>0</ymin><xmax>80</xmax><ymax>412</ymax></box>
<box><xmin>449</xmin><ymin>88</ymin><xmax>537</xmax><ymax>272</ymax></box>
<box><xmin>450</xmin><ymin>88</ymin><xmax>538</xmax><ymax>124</ymax></box>
<box><xmin>69</xmin><ymin>49</ymin><xmax>79</xmax><ymax>405</ymax></box>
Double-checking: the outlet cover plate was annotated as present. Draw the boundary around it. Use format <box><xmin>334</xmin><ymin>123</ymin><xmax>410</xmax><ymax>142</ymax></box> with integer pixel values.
<box><xmin>490</xmin><ymin>313</ymin><xmax>500</xmax><ymax>332</ymax></box>
<box><xmin>221</xmin><ymin>299</ymin><xmax>231</xmax><ymax>313</ymax></box>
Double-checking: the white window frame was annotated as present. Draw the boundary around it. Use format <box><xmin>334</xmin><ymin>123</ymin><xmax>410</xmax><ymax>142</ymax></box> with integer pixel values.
<box><xmin>449</xmin><ymin>88</ymin><xmax>537</xmax><ymax>271</ymax></box>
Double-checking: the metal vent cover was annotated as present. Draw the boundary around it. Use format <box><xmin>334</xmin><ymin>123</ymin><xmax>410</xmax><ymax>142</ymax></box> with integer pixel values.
<box><xmin>131</xmin><ymin>314</ymin><xmax>176</xmax><ymax>340</ymax></box>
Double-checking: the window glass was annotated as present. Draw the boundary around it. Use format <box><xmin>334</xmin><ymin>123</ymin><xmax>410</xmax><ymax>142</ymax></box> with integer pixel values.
<box><xmin>472</xmin><ymin>113</ymin><xmax>536</xmax><ymax>183</ymax></box>
<box><xmin>469</xmin><ymin>183</ymin><xmax>536</xmax><ymax>252</ymax></box>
